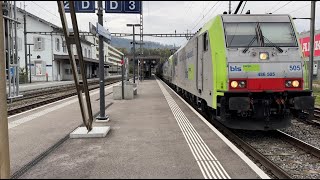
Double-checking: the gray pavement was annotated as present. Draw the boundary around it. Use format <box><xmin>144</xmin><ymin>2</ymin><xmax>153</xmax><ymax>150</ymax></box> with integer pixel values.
<box><xmin>9</xmin><ymin>77</ymin><xmax>265</xmax><ymax>179</ymax></box>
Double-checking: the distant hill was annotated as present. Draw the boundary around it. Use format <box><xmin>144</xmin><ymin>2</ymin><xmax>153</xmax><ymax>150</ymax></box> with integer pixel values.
<box><xmin>110</xmin><ymin>37</ymin><xmax>174</xmax><ymax>51</ymax></box>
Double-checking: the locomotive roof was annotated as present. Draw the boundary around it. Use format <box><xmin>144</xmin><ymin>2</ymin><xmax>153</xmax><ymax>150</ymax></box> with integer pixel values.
<box><xmin>221</xmin><ymin>14</ymin><xmax>291</xmax><ymax>23</ymax></box>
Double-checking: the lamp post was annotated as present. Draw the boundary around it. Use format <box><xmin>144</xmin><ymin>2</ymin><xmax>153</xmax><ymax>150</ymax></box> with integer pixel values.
<box><xmin>127</xmin><ymin>24</ymin><xmax>141</xmax><ymax>83</ymax></box>
<box><xmin>96</xmin><ymin>0</ymin><xmax>109</xmax><ymax>121</ymax></box>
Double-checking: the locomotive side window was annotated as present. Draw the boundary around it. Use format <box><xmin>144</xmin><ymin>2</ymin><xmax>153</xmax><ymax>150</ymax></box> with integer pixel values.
<box><xmin>203</xmin><ymin>32</ymin><xmax>208</xmax><ymax>51</ymax></box>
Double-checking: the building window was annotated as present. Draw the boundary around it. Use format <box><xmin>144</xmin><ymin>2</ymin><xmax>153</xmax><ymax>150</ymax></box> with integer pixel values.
<box><xmin>88</xmin><ymin>49</ymin><xmax>91</xmax><ymax>58</ymax></box>
<box><xmin>56</xmin><ymin>38</ymin><xmax>60</xmax><ymax>51</ymax></box>
<box><xmin>34</xmin><ymin>37</ymin><xmax>44</xmax><ymax>51</ymax></box>
<box><xmin>62</xmin><ymin>40</ymin><xmax>67</xmax><ymax>52</ymax></box>
<box><xmin>84</xmin><ymin>48</ymin><xmax>87</xmax><ymax>57</ymax></box>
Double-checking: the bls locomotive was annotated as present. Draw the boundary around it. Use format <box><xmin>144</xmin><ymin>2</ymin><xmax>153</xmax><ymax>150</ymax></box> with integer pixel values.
<box><xmin>159</xmin><ymin>14</ymin><xmax>315</xmax><ymax>130</ymax></box>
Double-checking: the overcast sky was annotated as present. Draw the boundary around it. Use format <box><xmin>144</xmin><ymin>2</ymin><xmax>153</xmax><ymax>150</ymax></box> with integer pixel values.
<box><xmin>17</xmin><ymin>1</ymin><xmax>320</xmax><ymax>47</ymax></box>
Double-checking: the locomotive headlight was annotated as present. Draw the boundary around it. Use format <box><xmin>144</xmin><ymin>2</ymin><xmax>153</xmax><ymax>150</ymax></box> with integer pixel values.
<box><xmin>285</xmin><ymin>80</ymin><xmax>292</xmax><ymax>87</ymax></box>
<box><xmin>259</xmin><ymin>52</ymin><xmax>269</xmax><ymax>60</ymax></box>
<box><xmin>230</xmin><ymin>81</ymin><xmax>238</xmax><ymax>88</ymax></box>
<box><xmin>238</xmin><ymin>81</ymin><xmax>246</xmax><ymax>88</ymax></box>
<box><xmin>292</xmin><ymin>80</ymin><xmax>300</xmax><ymax>87</ymax></box>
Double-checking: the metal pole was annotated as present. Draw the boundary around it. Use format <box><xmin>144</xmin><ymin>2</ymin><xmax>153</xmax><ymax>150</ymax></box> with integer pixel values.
<box><xmin>122</xmin><ymin>56</ymin><xmax>124</xmax><ymax>99</ymax></box>
<box><xmin>24</xmin><ymin>2</ymin><xmax>28</xmax><ymax>83</ymax></box>
<box><xmin>14</xmin><ymin>1</ymin><xmax>19</xmax><ymax>95</ymax></box>
<box><xmin>140</xmin><ymin>3</ymin><xmax>143</xmax><ymax>82</ymax></box>
<box><xmin>0</xmin><ymin>1</ymin><xmax>11</xmax><ymax>177</ymax></box>
<box><xmin>96</xmin><ymin>0</ymin><xmax>108</xmax><ymax>120</ymax></box>
<box><xmin>133</xmin><ymin>26</ymin><xmax>136</xmax><ymax>83</ymax></box>
<box><xmin>7</xmin><ymin>1</ymin><xmax>11</xmax><ymax>98</ymax></box>
<box><xmin>309</xmin><ymin>1</ymin><xmax>316</xmax><ymax>91</ymax></box>
<box><xmin>28</xmin><ymin>44</ymin><xmax>31</xmax><ymax>83</ymax></box>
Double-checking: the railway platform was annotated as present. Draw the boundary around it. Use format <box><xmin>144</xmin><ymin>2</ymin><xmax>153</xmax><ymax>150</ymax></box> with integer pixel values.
<box><xmin>8</xmin><ymin>75</ymin><xmax>269</xmax><ymax>179</ymax></box>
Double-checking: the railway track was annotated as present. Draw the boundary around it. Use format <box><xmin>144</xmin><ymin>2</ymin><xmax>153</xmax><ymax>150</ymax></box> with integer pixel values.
<box><xmin>7</xmin><ymin>78</ymin><xmax>118</xmax><ymax>103</ymax></box>
<box><xmin>297</xmin><ymin>107</ymin><xmax>320</xmax><ymax>127</ymax></box>
<box><xmin>160</xmin><ymin>77</ymin><xmax>320</xmax><ymax>179</ymax></box>
<box><xmin>7</xmin><ymin>78</ymin><xmax>122</xmax><ymax>116</ymax></box>
<box><xmin>312</xmin><ymin>107</ymin><xmax>320</xmax><ymax>125</ymax></box>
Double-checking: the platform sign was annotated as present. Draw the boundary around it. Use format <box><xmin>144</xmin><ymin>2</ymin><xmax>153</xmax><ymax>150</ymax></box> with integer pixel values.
<box><xmin>96</xmin><ymin>23</ymin><xmax>111</xmax><ymax>41</ymax></box>
<box><xmin>64</xmin><ymin>1</ymin><xmax>95</xmax><ymax>13</ymax></box>
<box><xmin>105</xmin><ymin>1</ymin><xmax>141</xmax><ymax>14</ymax></box>
<box><xmin>105</xmin><ymin>1</ymin><xmax>122</xmax><ymax>13</ymax></box>
<box><xmin>89</xmin><ymin>22</ymin><xmax>97</xmax><ymax>36</ymax></box>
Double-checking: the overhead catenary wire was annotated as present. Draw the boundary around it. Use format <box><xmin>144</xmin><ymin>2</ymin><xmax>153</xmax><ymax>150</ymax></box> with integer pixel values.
<box><xmin>288</xmin><ymin>3</ymin><xmax>310</xmax><ymax>14</ymax></box>
<box><xmin>177</xmin><ymin>1</ymin><xmax>222</xmax><ymax>47</ymax></box>
<box><xmin>265</xmin><ymin>1</ymin><xmax>282</xmax><ymax>13</ymax></box>
<box><xmin>186</xmin><ymin>1</ymin><xmax>215</xmax><ymax>32</ymax></box>
<box><xmin>30</xmin><ymin>1</ymin><xmax>60</xmax><ymax>20</ymax></box>
<box><xmin>190</xmin><ymin>1</ymin><xmax>220</xmax><ymax>32</ymax></box>
<box><xmin>272</xmin><ymin>1</ymin><xmax>293</xmax><ymax>13</ymax></box>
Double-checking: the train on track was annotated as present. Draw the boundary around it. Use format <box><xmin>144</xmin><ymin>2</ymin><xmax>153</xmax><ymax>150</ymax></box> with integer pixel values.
<box><xmin>157</xmin><ymin>14</ymin><xmax>315</xmax><ymax>130</ymax></box>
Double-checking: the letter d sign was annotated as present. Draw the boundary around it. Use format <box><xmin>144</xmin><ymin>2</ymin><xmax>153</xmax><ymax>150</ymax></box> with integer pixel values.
<box><xmin>106</xmin><ymin>1</ymin><xmax>122</xmax><ymax>13</ymax></box>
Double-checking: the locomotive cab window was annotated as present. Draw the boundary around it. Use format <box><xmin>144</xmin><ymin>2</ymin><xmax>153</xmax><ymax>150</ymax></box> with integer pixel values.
<box><xmin>203</xmin><ymin>32</ymin><xmax>208</xmax><ymax>51</ymax></box>
<box><xmin>224</xmin><ymin>22</ymin><xmax>297</xmax><ymax>47</ymax></box>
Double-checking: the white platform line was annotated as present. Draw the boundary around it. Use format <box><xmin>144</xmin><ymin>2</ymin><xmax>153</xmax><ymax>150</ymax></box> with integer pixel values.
<box><xmin>8</xmin><ymin>82</ymin><xmax>121</xmax><ymax>129</ymax></box>
<box><xmin>156</xmin><ymin>79</ymin><xmax>230</xmax><ymax>179</ymax></box>
<box><xmin>169</xmin><ymin>96</ymin><xmax>228</xmax><ymax>179</ymax></box>
<box><xmin>173</xmin><ymin>101</ymin><xmax>227</xmax><ymax>179</ymax></box>
<box><xmin>158</xmin><ymin>78</ymin><xmax>270</xmax><ymax>179</ymax></box>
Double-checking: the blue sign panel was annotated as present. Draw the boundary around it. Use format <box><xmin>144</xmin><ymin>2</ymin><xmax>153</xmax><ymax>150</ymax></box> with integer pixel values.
<box><xmin>64</xmin><ymin>1</ymin><xmax>95</xmax><ymax>13</ymax></box>
<box><xmin>105</xmin><ymin>1</ymin><xmax>122</xmax><ymax>13</ymax></box>
<box><xmin>105</xmin><ymin>1</ymin><xmax>141</xmax><ymax>14</ymax></box>
<box><xmin>63</xmin><ymin>1</ymin><xmax>72</xmax><ymax>12</ymax></box>
<box><xmin>10</xmin><ymin>67</ymin><xmax>14</xmax><ymax>76</ymax></box>
<box><xmin>123</xmin><ymin>1</ymin><xmax>141</xmax><ymax>13</ymax></box>
<box><xmin>77</xmin><ymin>1</ymin><xmax>95</xmax><ymax>12</ymax></box>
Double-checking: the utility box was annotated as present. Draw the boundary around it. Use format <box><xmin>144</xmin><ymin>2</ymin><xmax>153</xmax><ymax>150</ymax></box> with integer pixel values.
<box><xmin>313</xmin><ymin>64</ymin><xmax>318</xmax><ymax>75</ymax></box>
<box><xmin>113</xmin><ymin>84</ymin><xmax>136</xmax><ymax>100</ymax></box>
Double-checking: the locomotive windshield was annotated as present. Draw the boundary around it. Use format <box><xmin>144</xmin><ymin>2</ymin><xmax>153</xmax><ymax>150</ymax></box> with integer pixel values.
<box><xmin>224</xmin><ymin>22</ymin><xmax>298</xmax><ymax>47</ymax></box>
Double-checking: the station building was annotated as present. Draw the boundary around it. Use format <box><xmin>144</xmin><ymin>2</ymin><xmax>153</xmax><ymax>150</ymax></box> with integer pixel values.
<box><xmin>14</xmin><ymin>8</ymin><xmax>123</xmax><ymax>82</ymax></box>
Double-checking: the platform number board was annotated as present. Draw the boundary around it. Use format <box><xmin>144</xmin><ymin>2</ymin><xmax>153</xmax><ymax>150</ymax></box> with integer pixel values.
<box><xmin>105</xmin><ymin>1</ymin><xmax>142</xmax><ymax>14</ymax></box>
<box><xmin>64</xmin><ymin>1</ymin><xmax>95</xmax><ymax>13</ymax></box>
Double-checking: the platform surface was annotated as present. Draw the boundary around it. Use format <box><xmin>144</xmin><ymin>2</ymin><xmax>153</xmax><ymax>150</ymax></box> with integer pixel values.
<box><xmin>8</xmin><ymin>76</ymin><xmax>268</xmax><ymax>179</ymax></box>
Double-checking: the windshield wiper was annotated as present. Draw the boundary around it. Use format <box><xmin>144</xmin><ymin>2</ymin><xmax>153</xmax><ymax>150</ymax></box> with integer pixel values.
<box><xmin>261</xmin><ymin>35</ymin><xmax>283</xmax><ymax>53</ymax></box>
<box><xmin>242</xmin><ymin>36</ymin><xmax>257</xmax><ymax>53</ymax></box>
